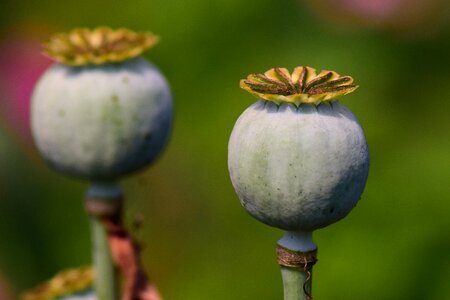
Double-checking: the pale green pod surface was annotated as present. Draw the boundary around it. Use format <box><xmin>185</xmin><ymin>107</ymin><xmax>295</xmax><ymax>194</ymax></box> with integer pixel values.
<box><xmin>31</xmin><ymin>57</ymin><xmax>172</xmax><ymax>180</ymax></box>
<box><xmin>228</xmin><ymin>100</ymin><xmax>369</xmax><ymax>231</ymax></box>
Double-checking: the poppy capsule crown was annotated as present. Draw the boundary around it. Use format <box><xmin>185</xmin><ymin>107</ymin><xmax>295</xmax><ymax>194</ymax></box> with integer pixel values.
<box><xmin>240</xmin><ymin>66</ymin><xmax>358</xmax><ymax>105</ymax></box>
<box><xmin>42</xmin><ymin>27</ymin><xmax>159</xmax><ymax>66</ymax></box>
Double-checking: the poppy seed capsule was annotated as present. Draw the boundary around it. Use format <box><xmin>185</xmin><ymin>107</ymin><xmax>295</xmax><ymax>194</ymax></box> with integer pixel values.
<box><xmin>21</xmin><ymin>266</ymin><xmax>95</xmax><ymax>300</ymax></box>
<box><xmin>228</xmin><ymin>67</ymin><xmax>369</xmax><ymax>231</ymax></box>
<box><xmin>31</xmin><ymin>28</ymin><xmax>172</xmax><ymax>180</ymax></box>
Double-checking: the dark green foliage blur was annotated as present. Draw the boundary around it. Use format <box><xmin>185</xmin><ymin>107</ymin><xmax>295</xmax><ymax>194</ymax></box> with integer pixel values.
<box><xmin>0</xmin><ymin>0</ymin><xmax>450</xmax><ymax>299</ymax></box>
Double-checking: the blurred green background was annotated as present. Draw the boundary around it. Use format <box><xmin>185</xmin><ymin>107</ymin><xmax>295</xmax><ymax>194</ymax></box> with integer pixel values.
<box><xmin>1</xmin><ymin>0</ymin><xmax>450</xmax><ymax>299</ymax></box>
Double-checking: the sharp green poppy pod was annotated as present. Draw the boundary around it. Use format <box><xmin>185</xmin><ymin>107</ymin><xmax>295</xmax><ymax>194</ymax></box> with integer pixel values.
<box><xmin>228</xmin><ymin>66</ymin><xmax>369</xmax><ymax>232</ymax></box>
<box><xmin>228</xmin><ymin>66</ymin><xmax>369</xmax><ymax>299</ymax></box>
<box><xmin>31</xmin><ymin>27</ymin><xmax>173</xmax><ymax>180</ymax></box>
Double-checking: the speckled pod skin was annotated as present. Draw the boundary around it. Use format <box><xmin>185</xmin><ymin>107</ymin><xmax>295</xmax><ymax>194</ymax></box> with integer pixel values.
<box><xmin>32</xmin><ymin>57</ymin><xmax>172</xmax><ymax>180</ymax></box>
<box><xmin>228</xmin><ymin>100</ymin><xmax>369</xmax><ymax>231</ymax></box>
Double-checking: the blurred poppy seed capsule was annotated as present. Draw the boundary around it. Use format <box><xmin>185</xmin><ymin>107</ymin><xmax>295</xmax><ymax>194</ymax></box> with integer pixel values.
<box><xmin>31</xmin><ymin>27</ymin><xmax>172</xmax><ymax>180</ymax></box>
<box><xmin>21</xmin><ymin>266</ymin><xmax>95</xmax><ymax>300</ymax></box>
<box><xmin>228</xmin><ymin>67</ymin><xmax>369</xmax><ymax>231</ymax></box>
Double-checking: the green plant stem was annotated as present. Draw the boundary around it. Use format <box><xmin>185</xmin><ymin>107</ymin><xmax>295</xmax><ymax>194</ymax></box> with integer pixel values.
<box><xmin>278</xmin><ymin>231</ymin><xmax>316</xmax><ymax>300</ymax></box>
<box><xmin>86</xmin><ymin>182</ymin><xmax>122</xmax><ymax>300</ymax></box>
<box><xmin>281</xmin><ymin>266</ymin><xmax>312</xmax><ymax>300</ymax></box>
<box><xmin>90</xmin><ymin>215</ymin><xmax>118</xmax><ymax>300</ymax></box>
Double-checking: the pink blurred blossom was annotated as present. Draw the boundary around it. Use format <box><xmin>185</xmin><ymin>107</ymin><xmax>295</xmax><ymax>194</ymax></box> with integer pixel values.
<box><xmin>337</xmin><ymin>0</ymin><xmax>402</xmax><ymax>20</ymax></box>
<box><xmin>0</xmin><ymin>272</ymin><xmax>12</xmax><ymax>300</ymax></box>
<box><xmin>0</xmin><ymin>25</ymin><xmax>53</xmax><ymax>145</ymax></box>
<box><xmin>307</xmin><ymin>0</ymin><xmax>450</xmax><ymax>37</ymax></box>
